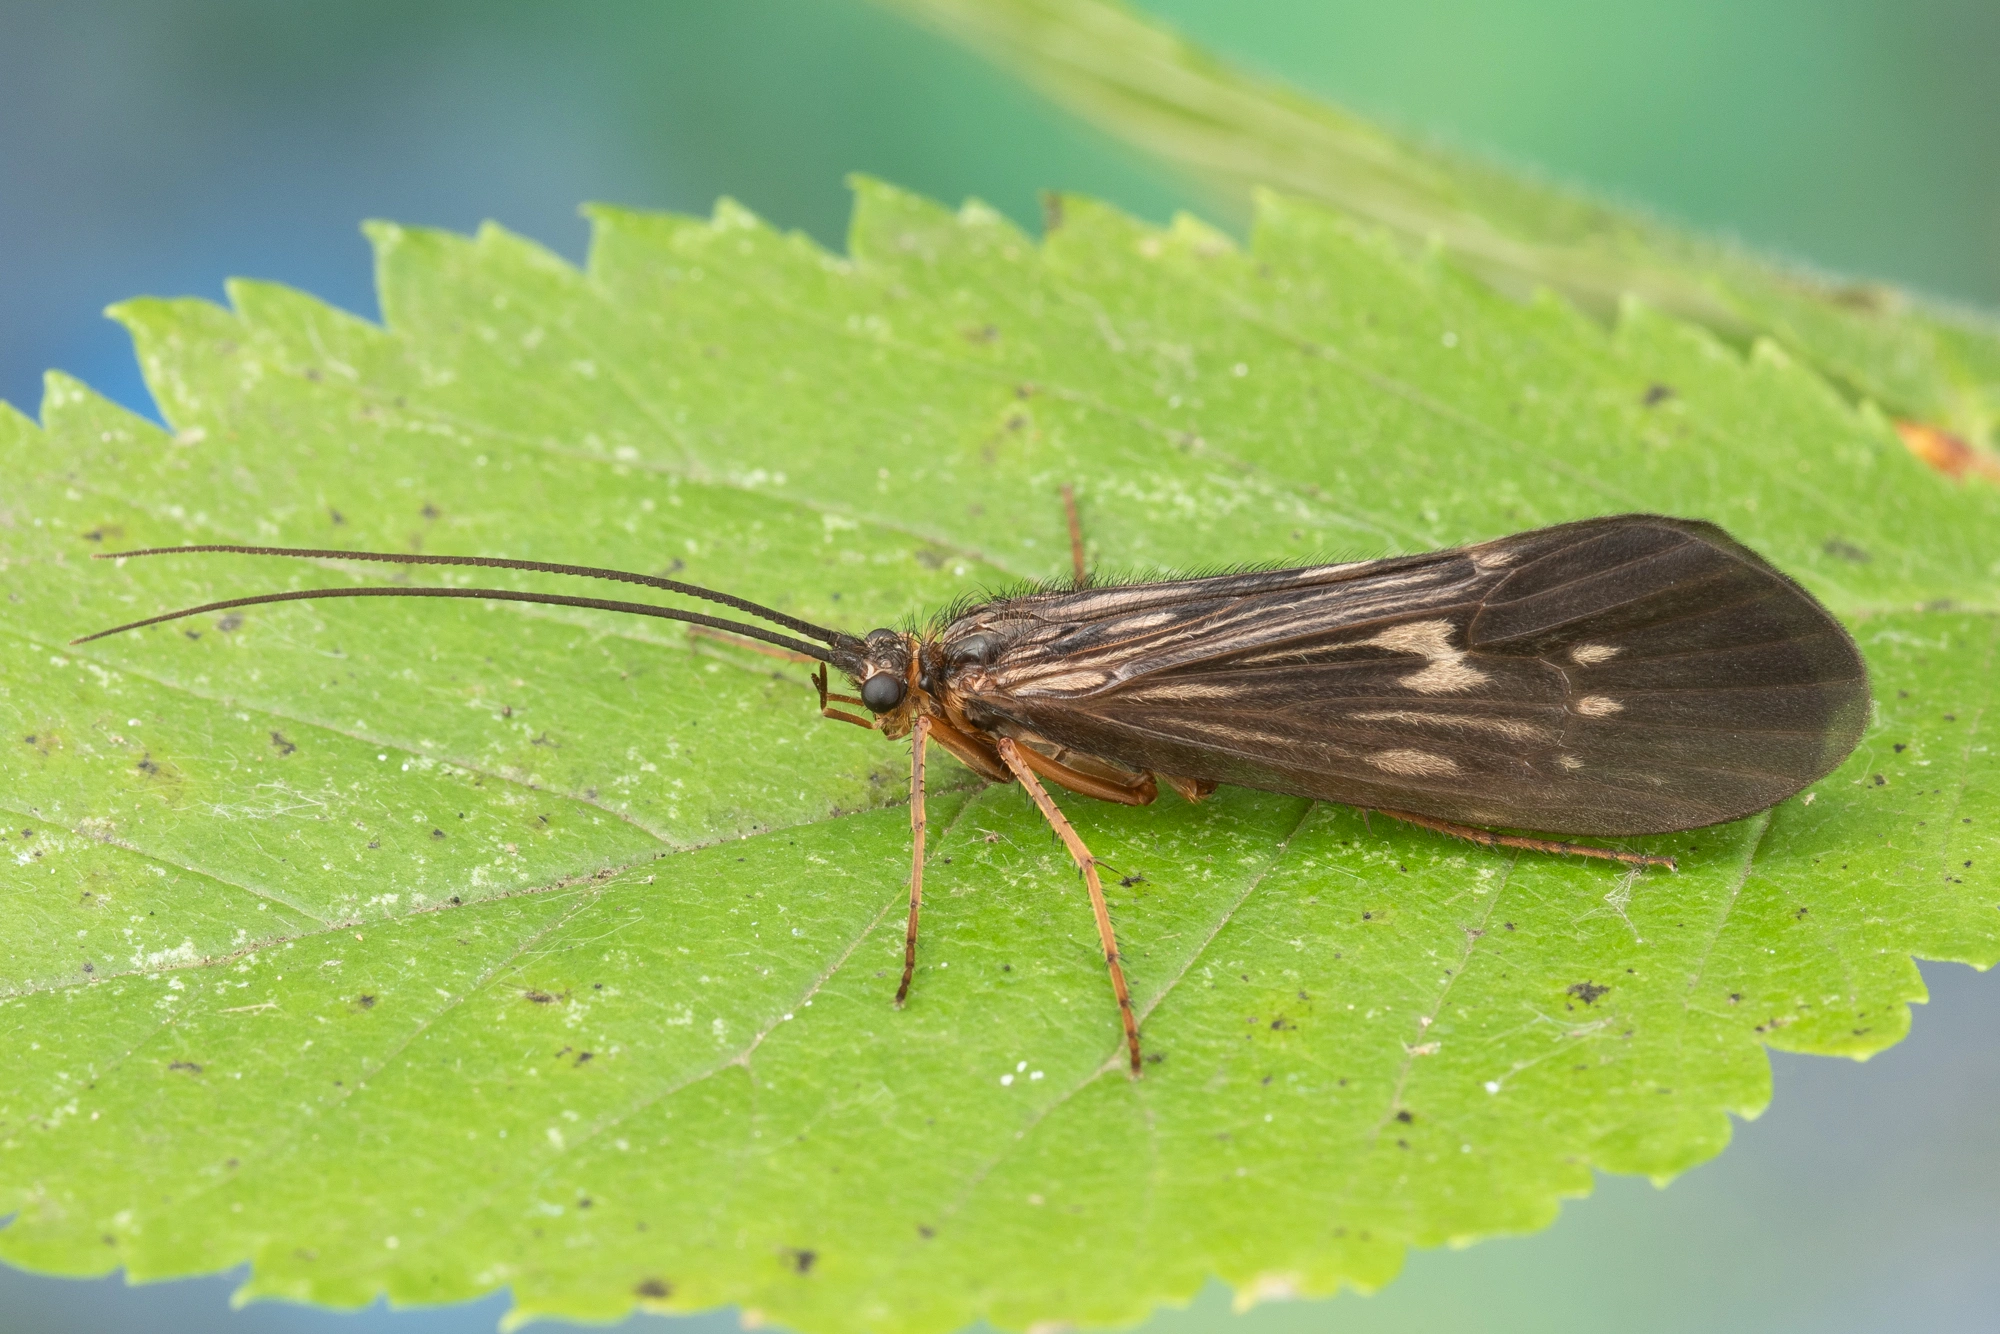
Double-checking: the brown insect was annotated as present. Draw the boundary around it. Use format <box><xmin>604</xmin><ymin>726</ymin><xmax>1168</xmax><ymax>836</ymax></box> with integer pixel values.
<box><xmin>77</xmin><ymin>500</ymin><xmax>1870</xmax><ymax>1076</ymax></box>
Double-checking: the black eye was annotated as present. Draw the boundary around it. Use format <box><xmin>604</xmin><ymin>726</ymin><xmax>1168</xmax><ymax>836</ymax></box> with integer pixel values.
<box><xmin>860</xmin><ymin>674</ymin><xmax>906</xmax><ymax>713</ymax></box>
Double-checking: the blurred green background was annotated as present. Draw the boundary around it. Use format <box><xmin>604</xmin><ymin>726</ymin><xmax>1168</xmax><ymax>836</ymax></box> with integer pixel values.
<box><xmin>2</xmin><ymin>2</ymin><xmax>1995</xmax><ymax>1331</ymax></box>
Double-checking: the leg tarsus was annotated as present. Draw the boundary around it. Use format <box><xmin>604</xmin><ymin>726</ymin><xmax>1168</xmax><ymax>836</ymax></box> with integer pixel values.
<box><xmin>1375</xmin><ymin>808</ymin><xmax>1676</xmax><ymax>870</ymax></box>
<box><xmin>998</xmin><ymin>737</ymin><xmax>1144</xmax><ymax>1077</ymax></box>
<box><xmin>895</xmin><ymin>716</ymin><xmax>932</xmax><ymax>1007</ymax></box>
<box><xmin>1061</xmin><ymin>484</ymin><xmax>1087</xmax><ymax>587</ymax></box>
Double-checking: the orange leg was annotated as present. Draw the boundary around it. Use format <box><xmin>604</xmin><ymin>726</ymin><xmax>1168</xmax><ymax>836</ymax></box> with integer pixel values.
<box><xmin>997</xmin><ymin>737</ymin><xmax>1143</xmax><ymax>1077</ymax></box>
<box><xmin>1061</xmin><ymin>483</ymin><xmax>1087</xmax><ymax>586</ymax></box>
<box><xmin>1375</xmin><ymin>808</ymin><xmax>1677</xmax><ymax>870</ymax></box>
<box><xmin>895</xmin><ymin>716</ymin><xmax>932</xmax><ymax>1006</ymax></box>
<box><xmin>687</xmin><ymin>625</ymin><xmax>820</xmax><ymax>663</ymax></box>
<box><xmin>1008</xmin><ymin>739</ymin><xmax>1157</xmax><ymax>807</ymax></box>
<box><xmin>813</xmin><ymin>663</ymin><xmax>875</xmax><ymax>730</ymax></box>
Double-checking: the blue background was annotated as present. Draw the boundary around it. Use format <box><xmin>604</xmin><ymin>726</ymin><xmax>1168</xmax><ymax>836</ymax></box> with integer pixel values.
<box><xmin>4</xmin><ymin>3</ymin><xmax>1996</xmax><ymax>1331</ymax></box>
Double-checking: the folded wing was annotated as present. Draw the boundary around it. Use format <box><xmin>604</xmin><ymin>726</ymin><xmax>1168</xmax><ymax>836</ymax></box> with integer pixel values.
<box><xmin>952</xmin><ymin>515</ymin><xmax>1869</xmax><ymax>835</ymax></box>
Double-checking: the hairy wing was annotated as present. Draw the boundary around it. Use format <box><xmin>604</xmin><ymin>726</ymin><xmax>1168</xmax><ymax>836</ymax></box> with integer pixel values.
<box><xmin>949</xmin><ymin>515</ymin><xmax>1869</xmax><ymax>836</ymax></box>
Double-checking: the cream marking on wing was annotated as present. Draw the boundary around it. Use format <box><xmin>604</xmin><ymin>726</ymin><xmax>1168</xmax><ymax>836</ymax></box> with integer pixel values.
<box><xmin>1574</xmin><ymin>695</ymin><xmax>1623</xmax><ymax>717</ymax></box>
<box><xmin>1351</xmin><ymin>709</ymin><xmax>1549</xmax><ymax>742</ymax></box>
<box><xmin>1365</xmin><ymin>619</ymin><xmax>1489</xmax><ymax>694</ymax></box>
<box><xmin>1557</xmin><ymin>754</ymin><xmax>1585</xmax><ymax>771</ymax></box>
<box><xmin>1016</xmin><ymin>669</ymin><xmax>1114</xmax><ymax>694</ymax></box>
<box><xmin>1127</xmin><ymin>680</ymin><xmax>1246</xmax><ymax>703</ymax></box>
<box><xmin>1472</xmin><ymin>547</ymin><xmax>1518</xmax><ymax>570</ymax></box>
<box><xmin>1569</xmin><ymin>643</ymin><xmax>1620</xmax><ymax>665</ymax></box>
<box><xmin>1368</xmin><ymin>748</ymin><xmax>1462</xmax><ymax>777</ymax></box>
<box><xmin>1109</xmin><ymin>610</ymin><xmax>1179</xmax><ymax>631</ymax></box>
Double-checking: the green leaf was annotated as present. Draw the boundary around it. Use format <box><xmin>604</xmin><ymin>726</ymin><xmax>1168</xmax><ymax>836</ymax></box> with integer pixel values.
<box><xmin>2</xmin><ymin>181</ymin><xmax>1995</xmax><ymax>1333</ymax></box>
<box><xmin>879</xmin><ymin>0</ymin><xmax>2000</xmax><ymax>452</ymax></box>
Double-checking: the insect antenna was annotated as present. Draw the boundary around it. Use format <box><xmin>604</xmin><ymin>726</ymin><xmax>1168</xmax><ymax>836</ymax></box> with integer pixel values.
<box><xmin>93</xmin><ymin>544</ymin><xmax>861</xmax><ymax>652</ymax></box>
<box><xmin>69</xmin><ymin>585</ymin><xmax>841</xmax><ymax>663</ymax></box>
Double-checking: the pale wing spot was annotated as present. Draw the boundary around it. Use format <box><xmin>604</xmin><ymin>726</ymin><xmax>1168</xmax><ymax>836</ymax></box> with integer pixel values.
<box><xmin>1109</xmin><ymin>610</ymin><xmax>1178</xmax><ymax>631</ymax></box>
<box><xmin>1368</xmin><ymin>748</ymin><xmax>1462</xmax><ymax>777</ymax></box>
<box><xmin>1013</xmin><ymin>669</ymin><xmax>1113</xmax><ymax>694</ymax></box>
<box><xmin>1471</xmin><ymin>547</ymin><xmax>1518</xmax><ymax>571</ymax></box>
<box><xmin>1125</xmin><ymin>680</ymin><xmax>1245</xmax><ymax>703</ymax></box>
<box><xmin>1351</xmin><ymin>709</ymin><xmax>1548</xmax><ymax>743</ymax></box>
<box><xmin>1574</xmin><ymin>695</ymin><xmax>1623</xmax><ymax>717</ymax></box>
<box><xmin>1557</xmin><ymin>754</ymin><xmax>1585</xmax><ymax>771</ymax></box>
<box><xmin>1364</xmin><ymin>618</ymin><xmax>1489</xmax><ymax>695</ymax></box>
<box><xmin>1569</xmin><ymin>643</ymin><xmax>1621</xmax><ymax>666</ymax></box>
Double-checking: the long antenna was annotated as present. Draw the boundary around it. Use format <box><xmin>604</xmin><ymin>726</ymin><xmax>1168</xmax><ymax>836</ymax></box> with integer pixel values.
<box><xmin>96</xmin><ymin>544</ymin><xmax>859</xmax><ymax>650</ymax></box>
<box><xmin>69</xmin><ymin>586</ymin><xmax>838</xmax><ymax>663</ymax></box>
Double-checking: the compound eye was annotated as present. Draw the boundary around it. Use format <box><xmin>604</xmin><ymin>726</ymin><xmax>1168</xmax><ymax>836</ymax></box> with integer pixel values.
<box><xmin>860</xmin><ymin>673</ymin><xmax>906</xmax><ymax>713</ymax></box>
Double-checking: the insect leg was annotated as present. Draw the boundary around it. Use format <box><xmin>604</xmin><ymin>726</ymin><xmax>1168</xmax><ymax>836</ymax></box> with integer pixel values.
<box><xmin>1060</xmin><ymin>483</ymin><xmax>1087</xmax><ymax>586</ymax></box>
<box><xmin>687</xmin><ymin>625</ymin><xmax>820</xmax><ymax>663</ymax></box>
<box><xmin>997</xmin><ymin>737</ymin><xmax>1143</xmax><ymax>1077</ymax></box>
<box><xmin>814</xmin><ymin>663</ymin><xmax>875</xmax><ymax>729</ymax></box>
<box><xmin>895</xmin><ymin>715</ymin><xmax>932</xmax><ymax>1007</ymax></box>
<box><xmin>1008</xmin><ymin>741</ymin><xmax>1158</xmax><ymax>807</ymax></box>
<box><xmin>924</xmin><ymin>716</ymin><xmax>1013</xmax><ymax>783</ymax></box>
<box><xmin>1375</xmin><ymin>808</ymin><xmax>1677</xmax><ymax>870</ymax></box>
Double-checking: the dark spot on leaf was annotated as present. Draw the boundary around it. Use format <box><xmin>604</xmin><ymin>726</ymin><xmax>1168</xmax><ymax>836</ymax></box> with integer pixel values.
<box><xmin>1944</xmin><ymin>714</ymin><xmax>1956</xmax><ymax>722</ymax></box>
<box><xmin>577</xmin><ymin>1197</ymin><xmax>593</xmax><ymax>1209</ymax></box>
<box><xmin>917</xmin><ymin>1225</ymin><xmax>935</xmax><ymax>1239</ymax></box>
<box><xmin>1894</xmin><ymin>743</ymin><xmax>1906</xmax><ymax>753</ymax></box>
<box><xmin>634</xmin><ymin>1278</ymin><xmax>672</xmax><ymax>1299</ymax></box>
<box><xmin>1822</xmin><ymin>537</ymin><xmax>1871</xmax><ymax>563</ymax></box>
<box><xmin>329</xmin><ymin>508</ymin><xmax>345</xmax><ymax>525</ymax></box>
<box><xmin>1504</xmin><ymin>922</ymin><xmax>1515</xmax><ymax>930</ymax></box>
<box><xmin>270</xmin><ymin>731</ymin><xmax>296</xmax><ymax>756</ymax></box>
<box><xmin>784</xmin><ymin>1247</ymin><xmax>817</xmax><ymax>1275</ymax></box>
<box><xmin>1872</xmin><ymin>774</ymin><xmax>1886</xmax><ymax>786</ymax></box>
<box><xmin>82</xmin><ymin>528</ymin><xmax>105</xmax><ymax>542</ymax></box>
<box><xmin>168</xmin><ymin>1060</ymin><xmax>202</xmax><ymax>1074</ymax></box>
<box><xmin>421</xmin><ymin>504</ymin><xmax>439</xmax><ymax>519</ymax></box>
<box><xmin>366</xmin><ymin>840</ymin><xmax>380</xmax><ymax>850</ymax></box>
<box><xmin>914</xmin><ymin>544</ymin><xmax>951</xmax><ymax>570</ymax></box>
<box><xmin>216</xmin><ymin>614</ymin><xmax>243</xmax><ymax>632</ymax></box>
<box><xmin>136</xmin><ymin>755</ymin><xmax>159</xmax><ymax>775</ymax></box>
<box><xmin>962</xmin><ymin>323</ymin><xmax>999</xmax><ymax>343</ymax></box>
<box><xmin>431</xmin><ymin>829</ymin><xmax>445</xmax><ymax>839</ymax></box>
<box><xmin>1120</xmin><ymin>872</ymin><xmax>1146</xmax><ymax>888</ymax></box>
<box><xmin>1395</xmin><ymin>1109</ymin><xmax>1414</xmax><ymax>1123</ymax></box>
<box><xmin>1568</xmin><ymin>981</ymin><xmax>1609</xmax><ymax>1005</ymax></box>
<box><xmin>1642</xmin><ymin>383</ymin><xmax>1675</xmax><ymax>406</ymax></box>
<box><xmin>356</xmin><ymin>994</ymin><xmax>376</xmax><ymax>1009</ymax></box>
<box><xmin>523</xmin><ymin>990</ymin><xmax>558</xmax><ymax>1005</ymax></box>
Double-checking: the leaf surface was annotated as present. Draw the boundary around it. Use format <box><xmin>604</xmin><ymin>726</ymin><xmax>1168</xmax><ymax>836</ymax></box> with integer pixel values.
<box><xmin>1</xmin><ymin>182</ymin><xmax>1995</xmax><ymax>1332</ymax></box>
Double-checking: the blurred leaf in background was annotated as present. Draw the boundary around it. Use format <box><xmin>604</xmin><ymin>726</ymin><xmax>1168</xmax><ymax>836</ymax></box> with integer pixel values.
<box><xmin>886</xmin><ymin>0</ymin><xmax>2000</xmax><ymax>455</ymax></box>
